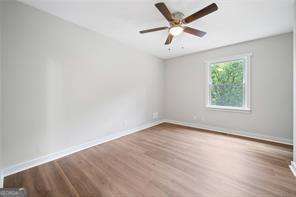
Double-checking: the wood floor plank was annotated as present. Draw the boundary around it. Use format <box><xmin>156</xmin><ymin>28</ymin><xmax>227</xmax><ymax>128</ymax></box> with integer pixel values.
<box><xmin>4</xmin><ymin>123</ymin><xmax>296</xmax><ymax>196</ymax></box>
<box><xmin>57</xmin><ymin>155</ymin><xmax>107</xmax><ymax>197</ymax></box>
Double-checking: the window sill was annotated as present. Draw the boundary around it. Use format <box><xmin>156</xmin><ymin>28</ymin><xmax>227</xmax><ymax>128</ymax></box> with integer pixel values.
<box><xmin>206</xmin><ymin>105</ymin><xmax>251</xmax><ymax>113</ymax></box>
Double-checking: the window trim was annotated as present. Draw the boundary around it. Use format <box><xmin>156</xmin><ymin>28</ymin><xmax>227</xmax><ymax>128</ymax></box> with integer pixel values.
<box><xmin>205</xmin><ymin>53</ymin><xmax>252</xmax><ymax>112</ymax></box>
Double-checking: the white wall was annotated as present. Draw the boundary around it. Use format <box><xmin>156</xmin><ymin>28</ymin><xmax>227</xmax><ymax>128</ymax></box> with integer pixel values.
<box><xmin>1</xmin><ymin>1</ymin><xmax>164</xmax><ymax>168</ymax></box>
<box><xmin>293</xmin><ymin>3</ymin><xmax>296</xmax><ymax>161</ymax></box>
<box><xmin>164</xmin><ymin>33</ymin><xmax>293</xmax><ymax>143</ymax></box>
<box><xmin>0</xmin><ymin>1</ymin><xmax>3</xmax><ymax>171</ymax></box>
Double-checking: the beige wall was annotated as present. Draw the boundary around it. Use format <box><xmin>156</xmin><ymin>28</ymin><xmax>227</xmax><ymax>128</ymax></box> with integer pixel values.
<box><xmin>1</xmin><ymin>1</ymin><xmax>164</xmax><ymax>168</ymax></box>
<box><xmin>164</xmin><ymin>33</ymin><xmax>293</xmax><ymax>143</ymax></box>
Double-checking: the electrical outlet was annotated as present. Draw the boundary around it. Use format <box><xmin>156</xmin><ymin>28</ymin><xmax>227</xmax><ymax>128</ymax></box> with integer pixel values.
<box><xmin>152</xmin><ymin>112</ymin><xmax>159</xmax><ymax>120</ymax></box>
<box><xmin>193</xmin><ymin>115</ymin><xmax>197</xmax><ymax>120</ymax></box>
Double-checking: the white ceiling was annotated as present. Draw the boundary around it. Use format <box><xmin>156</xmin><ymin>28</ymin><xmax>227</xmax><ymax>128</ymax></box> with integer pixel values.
<box><xmin>21</xmin><ymin>0</ymin><xmax>294</xmax><ymax>59</ymax></box>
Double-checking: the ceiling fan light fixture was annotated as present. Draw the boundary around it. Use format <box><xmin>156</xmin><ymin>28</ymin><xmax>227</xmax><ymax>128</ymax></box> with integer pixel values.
<box><xmin>169</xmin><ymin>26</ymin><xmax>183</xmax><ymax>36</ymax></box>
<box><xmin>139</xmin><ymin>2</ymin><xmax>218</xmax><ymax>45</ymax></box>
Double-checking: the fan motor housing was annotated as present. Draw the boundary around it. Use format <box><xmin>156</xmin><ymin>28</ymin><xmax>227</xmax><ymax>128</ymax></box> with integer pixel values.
<box><xmin>172</xmin><ymin>12</ymin><xmax>185</xmax><ymax>20</ymax></box>
<box><xmin>171</xmin><ymin>12</ymin><xmax>185</xmax><ymax>25</ymax></box>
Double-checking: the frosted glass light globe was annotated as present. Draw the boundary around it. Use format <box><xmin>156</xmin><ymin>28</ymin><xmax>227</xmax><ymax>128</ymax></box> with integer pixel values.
<box><xmin>169</xmin><ymin>26</ymin><xmax>183</xmax><ymax>36</ymax></box>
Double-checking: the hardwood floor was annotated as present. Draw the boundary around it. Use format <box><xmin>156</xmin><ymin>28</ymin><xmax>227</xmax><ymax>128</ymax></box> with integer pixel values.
<box><xmin>4</xmin><ymin>123</ymin><xmax>296</xmax><ymax>197</ymax></box>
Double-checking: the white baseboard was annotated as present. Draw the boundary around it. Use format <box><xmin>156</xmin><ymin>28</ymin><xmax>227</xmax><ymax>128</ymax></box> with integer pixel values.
<box><xmin>163</xmin><ymin>119</ymin><xmax>293</xmax><ymax>145</ymax></box>
<box><xmin>0</xmin><ymin>120</ymin><xmax>163</xmax><ymax>183</ymax></box>
<box><xmin>290</xmin><ymin>161</ymin><xmax>296</xmax><ymax>176</ymax></box>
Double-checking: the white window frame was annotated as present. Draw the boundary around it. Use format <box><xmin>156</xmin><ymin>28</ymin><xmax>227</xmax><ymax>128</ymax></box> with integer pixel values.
<box><xmin>205</xmin><ymin>53</ymin><xmax>251</xmax><ymax>112</ymax></box>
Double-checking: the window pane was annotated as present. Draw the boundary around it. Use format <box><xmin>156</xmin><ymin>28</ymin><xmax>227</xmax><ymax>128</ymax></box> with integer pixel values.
<box><xmin>210</xmin><ymin>59</ymin><xmax>244</xmax><ymax>107</ymax></box>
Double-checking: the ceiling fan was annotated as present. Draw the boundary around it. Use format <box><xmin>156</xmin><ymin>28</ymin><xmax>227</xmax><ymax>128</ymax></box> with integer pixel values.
<box><xmin>139</xmin><ymin>2</ymin><xmax>218</xmax><ymax>45</ymax></box>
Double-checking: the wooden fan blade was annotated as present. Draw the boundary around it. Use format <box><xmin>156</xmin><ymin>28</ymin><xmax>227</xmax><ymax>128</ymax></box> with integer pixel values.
<box><xmin>165</xmin><ymin>34</ymin><xmax>173</xmax><ymax>45</ymax></box>
<box><xmin>183</xmin><ymin>26</ymin><xmax>206</xmax><ymax>37</ymax></box>
<box><xmin>182</xmin><ymin>3</ymin><xmax>218</xmax><ymax>24</ymax></box>
<box><xmin>139</xmin><ymin>27</ymin><xmax>168</xmax><ymax>34</ymax></box>
<box><xmin>155</xmin><ymin>2</ymin><xmax>173</xmax><ymax>22</ymax></box>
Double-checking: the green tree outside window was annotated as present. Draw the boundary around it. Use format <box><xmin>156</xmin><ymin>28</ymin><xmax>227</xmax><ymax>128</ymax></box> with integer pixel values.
<box><xmin>210</xmin><ymin>59</ymin><xmax>244</xmax><ymax>107</ymax></box>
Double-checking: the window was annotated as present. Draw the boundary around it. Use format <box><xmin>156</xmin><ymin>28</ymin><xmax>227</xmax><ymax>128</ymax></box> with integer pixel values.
<box><xmin>206</xmin><ymin>54</ymin><xmax>251</xmax><ymax>111</ymax></box>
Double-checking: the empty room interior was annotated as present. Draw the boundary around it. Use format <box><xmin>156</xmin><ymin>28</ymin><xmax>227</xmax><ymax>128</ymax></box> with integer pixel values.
<box><xmin>0</xmin><ymin>0</ymin><xmax>296</xmax><ymax>196</ymax></box>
